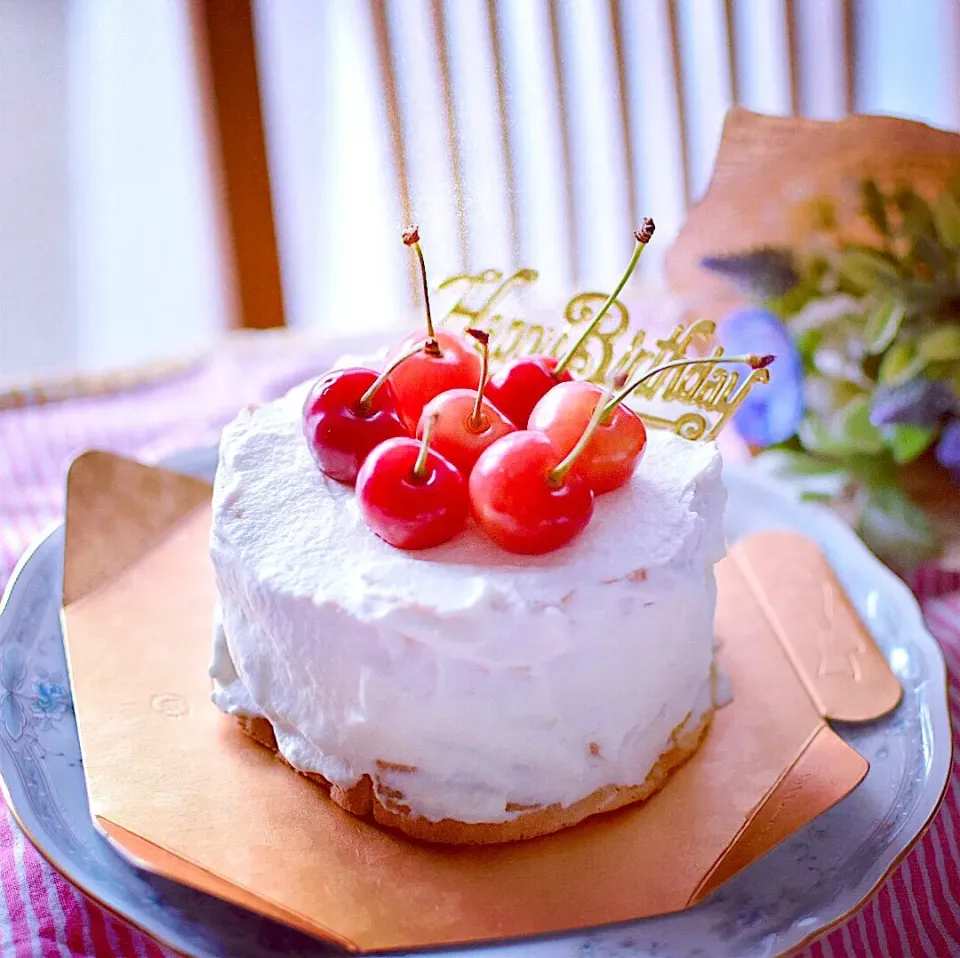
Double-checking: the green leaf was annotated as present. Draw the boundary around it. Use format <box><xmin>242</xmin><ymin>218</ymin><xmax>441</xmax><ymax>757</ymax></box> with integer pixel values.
<box><xmin>797</xmin><ymin>397</ymin><xmax>885</xmax><ymax>457</ymax></box>
<box><xmin>887</xmin><ymin>424</ymin><xmax>937</xmax><ymax>464</ymax></box>
<box><xmin>879</xmin><ymin>342</ymin><xmax>925</xmax><ymax>386</ymax></box>
<box><xmin>918</xmin><ymin>325</ymin><xmax>960</xmax><ymax>362</ymax></box>
<box><xmin>806</xmin><ymin>255</ymin><xmax>832</xmax><ymax>286</ymax></box>
<box><xmin>895</xmin><ymin>187</ymin><xmax>938</xmax><ymax>242</ymax></box>
<box><xmin>860</xmin><ymin>178</ymin><xmax>889</xmax><ymax>236</ymax></box>
<box><xmin>795</xmin><ymin>327</ymin><xmax>824</xmax><ymax>366</ymax></box>
<box><xmin>845</xmin><ymin>453</ymin><xmax>897</xmax><ymax>486</ymax></box>
<box><xmin>862</xmin><ymin>298</ymin><xmax>906</xmax><ymax>355</ymax></box>
<box><xmin>838</xmin><ymin>396</ymin><xmax>886</xmax><ymax>453</ymax></box>
<box><xmin>756</xmin><ymin>449</ymin><xmax>850</xmax><ymax>500</ymax></box>
<box><xmin>837</xmin><ymin>248</ymin><xmax>900</xmax><ymax>291</ymax></box>
<box><xmin>932</xmin><ymin>187</ymin><xmax>960</xmax><ymax>249</ymax></box>
<box><xmin>909</xmin><ymin>234</ymin><xmax>950</xmax><ymax>275</ymax></box>
<box><xmin>797</xmin><ymin>417</ymin><xmax>850</xmax><ymax>457</ymax></box>
<box><xmin>924</xmin><ymin>360</ymin><xmax>960</xmax><ymax>381</ymax></box>
<box><xmin>856</xmin><ymin>483</ymin><xmax>938</xmax><ymax>570</ymax></box>
<box><xmin>766</xmin><ymin>279</ymin><xmax>818</xmax><ymax>317</ymax></box>
<box><xmin>805</xmin><ymin>375</ymin><xmax>862</xmax><ymax>419</ymax></box>
<box><xmin>789</xmin><ymin>293</ymin><xmax>863</xmax><ymax>332</ymax></box>
<box><xmin>810</xmin><ymin>197</ymin><xmax>838</xmax><ymax>231</ymax></box>
<box><xmin>759</xmin><ymin>449</ymin><xmax>843</xmax><ymax>476</ymax></box>
<box><xmin>898</xmin><ymin>276</ymin><xmax>960</xmax><ymax>313</ymax></box>
<box><xmin>799</xmin><ymin>491</ymin><xmax>835</xmax><ymax>503</ymax></box>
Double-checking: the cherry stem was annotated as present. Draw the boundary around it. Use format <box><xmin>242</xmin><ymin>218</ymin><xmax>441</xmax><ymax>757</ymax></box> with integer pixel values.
<box><xmin>414</xmin><ymin>412</ymin><xmax>438</xmax><ymax>481</ymax></box>
<box><xmin>406</xmin><ymin>232</ymin><xmax>441</xmax><ymax>357</ymax></box>
<box><xmin>466</xmin><ymin>328</ymin><xmax>490</xmax><ymax>431</ymax></box>
<box><xmin>554</xmin><ymin>218</ymin><xmax>655</xmax><ymax>377</ymax></box>
<box><xmin>548</xmin><ymin>352</ymin><xmax>773</xmax><ymax>486</ymax></box>
<box><xmin>603</xmin><ymin>353</ymin><xmax>774</xmax><ymax>415</ymax></box>
<box><xmin>548</xmin><ymin>391</ymin><xmax>611</xmax><ymax>487</ymax></box>
<box><xmin>357</xmin><ymin>339</ymin><xmax>428</xmax><ymax>411</ymax></box>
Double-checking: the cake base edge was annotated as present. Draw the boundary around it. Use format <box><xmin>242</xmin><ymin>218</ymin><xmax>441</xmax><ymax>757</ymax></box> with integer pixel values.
<box><xmin>235</xmin><ymin>709</ymin><xmax>712</xmax><ymax>845</ymax></box>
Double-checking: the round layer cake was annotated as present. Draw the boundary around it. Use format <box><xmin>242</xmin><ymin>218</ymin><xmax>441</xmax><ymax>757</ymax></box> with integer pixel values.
<box><xmin>209</xmin><ymin>379</ymin><xmax>726</xmax><ymax>843</ymax></box>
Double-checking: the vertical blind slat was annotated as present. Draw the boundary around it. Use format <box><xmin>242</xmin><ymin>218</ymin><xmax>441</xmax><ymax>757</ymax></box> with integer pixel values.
<box><xmin>387</xmin><ymin>0</ymin><xmax>462</xmax><ymax>288</ymax></box>
<box><xmin>952</xmin><ymin>0</ymin><xmax>960</xmax><ymax>128</ymax></box>
<box><xmin>785</xmin><ymin>0</ymin><xmax>801</xmax><ymax>115</ymax></box>
<box><xmin>558</xmin><ymin>0</ymin><xmax>631</xmax><ymax>287</ymax></box>
<box><xmin>722</xmin><ymin>0</ymin><xmax>740</xmax><ymax>104</ymax></box>
<box><xmin>942</xmin><ymin>0</ymin><xmax>960</xmax><ymax>129</ymax></box>
<box><xmin>486</xmin><ymin>0</ymin><xmax>520</xmax><ymax>265</ymax></box>
<box><xmin>431</xmin><ymin>0</ymin><xmax>469</xmax><ymax>270</ymax></box>
<box><xmin>666</xmin><ymin>0</ymin><xmax>693</xmax><ymax>208</ymax></box>
<box><xmin>617</xmin><ymin>0</ymin><xmax>688</xmax><ymax>272</ymax></box>
<box><xmin>546</xmin><ymin>0</ymin><xmax>580</xmax><ymax>284</ymax></box>
<box><xmin>841</xmin><ymin>0</ymin><xmax>857</xmax><ymax>113</ymax></box>
<box><xmin>444</xmin><ymin>0</ymin><xmax>512</xmax><ymax>271</ymax></box>
<box><xmin>496</xmin><ymin>0</ymin><xmax>570</xmax><ymax>298</ymax></box>
<box><xmin>955</xmin><ymin>0</ymin><xmax>960</xmax><ymax>128</ymax></box>
<box><xmin>609</xmin><ymin>0</ymin><xmax>639</xmax><ymax>234</ymax></box>
<box><xmin>723</xmin><ymin>0</ymin><xmax>791</xmax><ymax>118</ymax></box>
<box><xmin>195</xmin><ymin>0</ymin><xmax>285</xmax><ymax>328</ymax></box>
<box><xmin>368</xmin><ymin>0</ymin><xmax>417</xmax><ymax>305</ymax></box>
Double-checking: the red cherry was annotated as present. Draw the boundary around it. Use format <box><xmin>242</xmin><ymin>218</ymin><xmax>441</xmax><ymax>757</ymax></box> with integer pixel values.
<box><xmin>387</xmin><ymin>329</ymin><xmax>481</xmax><ymax>430</ymax></box>
<box><xmin>484</xmin><ymin>356</ymin><xmax>572</xmax><ymax>428</ymax></box>
<box><xmin>389</xmin><ymin>226</ymin><xmax>481</xmax><ymax>429</ymax></box>
<box><xmin>302</xmin><ymin>367</ymin><xmax>408</xmax><ymax>484</ymax></box>
<box><xmin>356</xmin><ymin>417</ymin><xmax>468</xmax><ymax>550</ymax></box>
<box><xmin>525</xmin><ymin>350</ymin><xmax>776</xmax><ymax>496</ymax></box>
<box><xmin>529</xmin><ymin>380</ymin><xmax>647</xmax><ymax>494</ymax></box>
<box><xmin>469</xmin><ymin>431</ymin><xmax>594</xmax><ymax>555</ymax></box>
<box><xmin>417</xmin><ymin>328</ymin><xmax>515</xmax><ymax>474</ymax></box>
<box><xmin>418</xmin><ymin>390</ymin><xmax>515</xmax><ymax>475</ymax></box>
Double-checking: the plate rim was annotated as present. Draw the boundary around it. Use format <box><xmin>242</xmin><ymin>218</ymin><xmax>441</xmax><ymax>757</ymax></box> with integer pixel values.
<box><xmin>0</xmin><ymin>450</ymin><xmax>953</xmax><ymax>958</ymax></box>
<box><xmin>723</xmin><ymin>467</ymin><xmax>955</xmax><ymax>954</ymax></box>
<box><xmin>0</xmin><ymin>526</ymin><xmax>197</xmax><ymax>958</ymax></box>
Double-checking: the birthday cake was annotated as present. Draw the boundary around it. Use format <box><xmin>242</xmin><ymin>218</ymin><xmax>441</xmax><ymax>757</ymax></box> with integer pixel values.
<box><xmin>208</xmin><ymin>225</ymin><xmax>771</xmax><ymax>843</ymax></box>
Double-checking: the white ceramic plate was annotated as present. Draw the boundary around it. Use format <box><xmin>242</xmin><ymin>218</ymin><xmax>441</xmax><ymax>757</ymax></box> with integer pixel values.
<box><xmin>0</xmin><ymin>447</ymin><xmax>950</xmax><ymax>958</ymax></box>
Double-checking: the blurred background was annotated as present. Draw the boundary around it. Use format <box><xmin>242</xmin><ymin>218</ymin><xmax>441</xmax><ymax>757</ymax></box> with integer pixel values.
<box><xmin>2</xmin><ymin>0</ymin><xmax>959</xmax><ymax>387</ymax></box>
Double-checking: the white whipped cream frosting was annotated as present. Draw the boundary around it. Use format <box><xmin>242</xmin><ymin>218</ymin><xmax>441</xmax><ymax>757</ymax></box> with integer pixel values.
<box><xmin>209</xmin><ymin>380</ymin><xmax>726</xmax><ymax>824</ymax></box>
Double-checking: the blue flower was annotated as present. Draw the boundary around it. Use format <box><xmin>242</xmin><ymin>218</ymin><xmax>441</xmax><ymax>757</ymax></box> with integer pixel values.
<box><xmin>869</xmin><ymin>378</ymin><xmax>957</xmax><ymax>427</ymax></box>
<box><xmin>935</xmin><ymin>418</ymin><xmax>960</xmax><ymax>474</ymax></box>
<box><xmin>720</xmin><ymin>308</ymin><xmax>804</xmax><ymax>447</ymax></box>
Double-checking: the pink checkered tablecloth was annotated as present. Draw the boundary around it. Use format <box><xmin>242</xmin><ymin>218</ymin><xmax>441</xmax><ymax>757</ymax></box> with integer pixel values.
<box><xmin>0</xmin><ymin>332</ymin><xmax>957</xmax><ymax>957</ymax></box>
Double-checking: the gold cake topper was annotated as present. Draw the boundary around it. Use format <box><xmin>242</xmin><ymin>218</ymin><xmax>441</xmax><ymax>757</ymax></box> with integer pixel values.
<box><xmin>437</xmin><ymin>269</ymin><xmax>771</xmax><ymax>442</ymax></box>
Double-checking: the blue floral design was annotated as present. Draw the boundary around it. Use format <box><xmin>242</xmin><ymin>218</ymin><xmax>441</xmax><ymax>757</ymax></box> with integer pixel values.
<box><xmin>720</xmin><ymin>307</ymin><xmax>805</xmax><ymax>446</ymax></box>
<box><xmin>32</xmin><ymin>681</ymin><xmax>70</xmax><ymax>721</ymax></box>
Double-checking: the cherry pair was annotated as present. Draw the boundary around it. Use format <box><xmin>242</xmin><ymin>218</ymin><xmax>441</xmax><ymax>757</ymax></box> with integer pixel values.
<box><xmin>352</xmin><ymin>327</ymin><xmax>514</xmax><ymax>551</ymax></box>
<box><xmin>302</xmin><ymin>227</ymin><xmax>483</xmax><ymax>484</ymax></box>
<box><xmin>485</xmin><ymin>217</ymin><xmax>656</xmax><ymax>427</ymax></box>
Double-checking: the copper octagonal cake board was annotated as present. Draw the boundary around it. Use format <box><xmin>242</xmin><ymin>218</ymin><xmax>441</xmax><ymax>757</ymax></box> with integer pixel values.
<box><xmin>59</xmin><ymin>452</ymin><xmax>901</xmax><ymax>953</ymax></box>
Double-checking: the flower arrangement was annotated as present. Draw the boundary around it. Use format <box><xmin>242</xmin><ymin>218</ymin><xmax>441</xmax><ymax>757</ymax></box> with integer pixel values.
<box><xmin>704</xmin><ymin>177</ymin><xmax>960</xmax><ymax>570</ymax></box>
